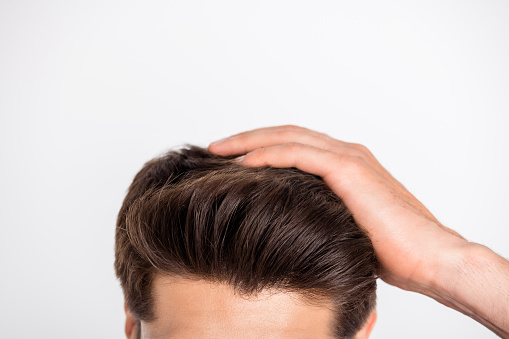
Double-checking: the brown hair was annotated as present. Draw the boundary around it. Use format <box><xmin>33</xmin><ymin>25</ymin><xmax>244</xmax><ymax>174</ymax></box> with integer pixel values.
<box><xmin>115</xmin><ymin>146</ymin><xmax>378</xmax><ymax>338</ymax></box>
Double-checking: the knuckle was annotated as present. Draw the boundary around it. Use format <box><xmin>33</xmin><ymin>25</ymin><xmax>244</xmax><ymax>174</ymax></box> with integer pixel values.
<box><xmin>343</xmin><ymin>154</ymin><xmax>366</xmax><ymax>171</ymax></box>
<box><xmin>280</xmin><ymin>124</ymin><xmax>303</xmax><ymax>131</ymax></box>
<box><xmin>350</xmin><ymin>143</ymin><xmax>374</xmax><ymax>158</ymax></box>
<box><xmin>351</xmin><ymin>142</ymin><xmax>369</xmax><ymax>152</ymax></box>
<box><xmin>317</xmin><ymin>130</ymin><xmax>331</xmax><ymax>139</ymax></box>
<box><xmin>285</xmin><ymin>142</ymin><xmax>305</xmax><ymax>151</ymax></box>
<box><xmin>276</xmin><ymin>129</ymin><xmax>299</xmax><ymax>139</ymax></box>
<box><xmin>349</xmin><ymin>148</ymin><xmax>368</xmax><ymax>161</ymax></box>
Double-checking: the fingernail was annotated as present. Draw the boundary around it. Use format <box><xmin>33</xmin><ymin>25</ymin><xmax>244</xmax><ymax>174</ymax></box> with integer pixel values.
<box><xmin>210</xmin><ymin>138</ymin><xmax>227</xmax><ymax>146</ymax></box>
<box><xmin>235</xmin><ymin>155</ymin><xmax>245</xmax><ymax>162</ymax></box>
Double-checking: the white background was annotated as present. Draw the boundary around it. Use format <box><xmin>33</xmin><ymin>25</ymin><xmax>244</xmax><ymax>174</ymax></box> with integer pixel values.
<box><xmin>1</xmin><ymin>1</ymin><xmax>508</xmax><ymax>338</ymax></box>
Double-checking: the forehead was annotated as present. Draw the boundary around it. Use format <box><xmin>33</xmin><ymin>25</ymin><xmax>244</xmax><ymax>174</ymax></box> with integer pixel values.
<box><xmin>143</xmin><ymin>274</ymin><xmax>335</xmax><ymax>338</ymax></box>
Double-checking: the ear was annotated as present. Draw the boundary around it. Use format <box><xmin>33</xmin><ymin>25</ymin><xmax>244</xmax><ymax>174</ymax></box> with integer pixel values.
<box><xmin>354</xmin><ymin>311</ymin><xmax>377</xmax><ymax>339</ymax></box>
<box><xmin>124</xmin><ymin>302</ymin><xmax>138</xmax><ymax>339</ymax></box>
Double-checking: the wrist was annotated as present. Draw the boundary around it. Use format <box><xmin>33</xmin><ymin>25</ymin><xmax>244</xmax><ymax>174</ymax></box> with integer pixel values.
<box><xmin>421</xmin><ymin>239</ymin><xmax>509</xmax><ymax>337</ymax></box>
<box><xmin>401</xmin><ymin>227</ymin><xmax>470</xmax><ymax>297</ymax></box>
<box><xmin>426</xmin><ymin>237</ymin><xmax>477</xmax><ymax>298</ymax></box>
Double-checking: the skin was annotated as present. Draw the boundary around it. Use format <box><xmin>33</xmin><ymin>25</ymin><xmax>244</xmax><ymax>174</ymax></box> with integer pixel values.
<box><xmin>124</xmin><ymin>276</ymin><xmax>377</xmax><ymax>339</ymax></box>
<box><xmin>207</xmin><ymin>125</ymin><xmax>509</xmax><ymax>338</ymax></box>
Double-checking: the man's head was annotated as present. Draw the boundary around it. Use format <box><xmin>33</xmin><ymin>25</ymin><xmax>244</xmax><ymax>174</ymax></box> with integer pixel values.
<box><xmin>115</xmin><ymin>146</ymin><xmax>378</xmax><ymax>338</ymax></box>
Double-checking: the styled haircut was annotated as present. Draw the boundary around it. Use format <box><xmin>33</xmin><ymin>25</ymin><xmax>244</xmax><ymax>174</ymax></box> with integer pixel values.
<box><xmin>115</xmin><ymin>146</ymin><xmax>378</xmax><ymax>339</ymax></box>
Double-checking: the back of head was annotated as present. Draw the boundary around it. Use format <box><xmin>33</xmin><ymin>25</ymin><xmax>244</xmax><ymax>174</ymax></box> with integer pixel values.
<box><xmin>115</xmin><ymin>146</ymin><xmax>378</xmax><ymax>338</ymax></box>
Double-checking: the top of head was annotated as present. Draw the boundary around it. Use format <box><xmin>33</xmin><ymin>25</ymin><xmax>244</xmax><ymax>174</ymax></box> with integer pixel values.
<box><xmin>115</xmin><ymin>146</ymin><xmax>378</xmax><ymax>338</ymax></box>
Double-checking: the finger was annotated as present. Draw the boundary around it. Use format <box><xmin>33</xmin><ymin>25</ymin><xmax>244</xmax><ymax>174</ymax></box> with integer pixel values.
<box><xmin>227</xmin><ymin>125</ymin><xmax>365</xmax><ymax>154</ymax></box>
<box><xmin>239</xmin><ymin>142</ymin><xmax>355</xmax><ymax>184</ymax></box>
<box><xmin>227</xmin><ymin>125</ymin><xmax>323</xmax><ymax>139</ymax></box>
<box><xmin>209</xmin><ymin>125</ymin><xmax>331</xmax><ymax>153</ymax></box>
<box><xmin>210</xmin><ymin>128</ymin><xmax>390</xmax><ymax>183</ymax></box>
<box><xmin>209</xmin><ymin>126</ymin><xmax>397</xmax><ymax>189</ymax></box>
<box><xmin>209</xmin><ymin>129</ymin><xmax>342</xmax><ymax>156</ymax></box>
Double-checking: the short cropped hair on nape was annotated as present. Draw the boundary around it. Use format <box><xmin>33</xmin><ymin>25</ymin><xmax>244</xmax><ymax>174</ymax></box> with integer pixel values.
<box><xmin>114</xmin><ymin>146</ymin><xmax>378</xmax><ymax>339</ymax></box>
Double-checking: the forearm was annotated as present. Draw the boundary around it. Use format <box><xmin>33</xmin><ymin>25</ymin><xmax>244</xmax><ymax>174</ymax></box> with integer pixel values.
<box><xmin>421</xmin><ymin>241</ymin><xmax>509</xmax><ymax>338</ymax></box>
